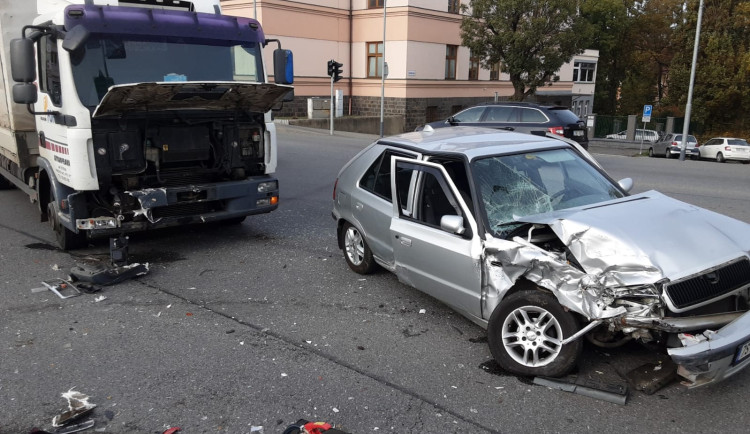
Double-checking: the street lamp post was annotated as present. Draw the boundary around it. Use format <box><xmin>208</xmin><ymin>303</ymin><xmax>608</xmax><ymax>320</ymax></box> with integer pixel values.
<box><xmin>679</xmin><ymin>0</ymin><xmax>704</xmax><ymax>161</ymax></box>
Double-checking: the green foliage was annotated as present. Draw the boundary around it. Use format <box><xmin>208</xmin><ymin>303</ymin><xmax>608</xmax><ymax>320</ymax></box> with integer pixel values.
<box><xmin>664</xmin><ymin>0</ymin><xmax>750</xmax><ymax>135</ymax></box>
<box><xmin>460</xmin><ymin>0</ymin><xmax>593</xmax><ymax>101</ymax></box>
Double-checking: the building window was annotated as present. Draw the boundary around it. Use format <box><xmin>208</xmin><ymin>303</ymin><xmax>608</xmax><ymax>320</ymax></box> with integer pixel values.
<box><xmin>448</xmin><ymin>0</ymin><xmax>460</xmax><ymax>13</ymax></box>
<box><xmin>445</xmin><ymin>45</ymin><xmax>457</xmax><ymax>80</ymax></box>
<box><xmin>368</xmin><ymin>0</ymin><xmax>384</xmax><ymax>8</ymax></box>
<box><xmin>468</xmin><ymin>51</ymin><xmax>479</xmax><ymax>80</ymax></box>
<box><xmin>489</xmin><ymin>61</ymin><xmax>501</xmax><ymax>80</ymax></box>
<box><xmin>367</xmin><ymin>42</ymin><xmax>383</xmax><ymax>78</ymax></box>
<box><xmin>425</xmin><ymin>106</ymin><xmax>439</xmax><ymax>123</ymax></box>
<box><xmin>573</xmin><ymin>61</ymin><xmax>596</xmax><ymax>82</ymax></box>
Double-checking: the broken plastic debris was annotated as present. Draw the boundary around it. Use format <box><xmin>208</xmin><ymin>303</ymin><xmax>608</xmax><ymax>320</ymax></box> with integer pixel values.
<box><xmin>332</xmin><ymin>407</ymin><xmax>339</xmax><ymax>413</ymax></box>
<box><xmin>419</xmin><ymin>309</ymin><xmax>426</xmax><ymax>314</ymax></box>
<box><xmin>281</xmin><ymin>373</ymin><xmax>288</xmax><ymax>377</ymax></box>
<box><xmin>52</xmin><ymin>264</ymin><xmax>61</xmax><ymax>271</ymax></box>
<box><xmin>41</xmin><ymin>279</ymin><xmax>81</xmax><ymax>299</ymax></box>
<box><xmin>94</xmin><ymin>296</ymin><xmax>107</xmax><ymax>303</ymax></box>
<box><xmin>250</xmin><ymin>426</ymin><xmax>264</xmax><ymax>433</ymax></box>
<box><xmin>52</xmin><ymin>389</ymin><xmax>96</xmax><ymax>427</ymax></box>
<box><xmin>162</xmin><ymin>428</ymin><xmax>181</xmax><ymax>434</ymax></box>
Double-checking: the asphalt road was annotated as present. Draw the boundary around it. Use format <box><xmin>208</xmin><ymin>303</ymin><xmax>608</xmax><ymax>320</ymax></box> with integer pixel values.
<box><xmin>1</xmin><ymin>126</ymin><xmax>750</xmax><ymax>433</ymax></box>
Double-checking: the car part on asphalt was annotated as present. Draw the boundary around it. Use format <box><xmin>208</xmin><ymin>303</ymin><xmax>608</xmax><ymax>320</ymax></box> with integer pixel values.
<box><xmin>40</xmin><ymin>279</ymin><xmax>81</xmax><ymax>299</ymax></box>
<box><xmin>533</xmin><ymin>376</ymin><xmax>629</xmax><ymax>405</ymax></box>
<box><xmin>626</xmin><ymin>361</ymin><xmax>679</xmax><ymax>395</ymax></box>
<box><xmin>51</xmin><ymin>389</ymin><xmax>96</xmax><ymax>427</ymax></box>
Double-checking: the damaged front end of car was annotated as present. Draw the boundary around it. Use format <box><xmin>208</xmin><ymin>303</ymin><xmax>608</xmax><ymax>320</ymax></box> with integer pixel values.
<box><xmin>481</xmin><ymin>192</ymin><xmax>750</xmax><ymax>388</ymax></box>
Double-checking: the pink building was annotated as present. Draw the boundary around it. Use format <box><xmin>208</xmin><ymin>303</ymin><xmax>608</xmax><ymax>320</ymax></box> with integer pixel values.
<box><xmin>221</xmin><ymin>0</ymin><xmax>598</xmax><ymax>132</ymax></box>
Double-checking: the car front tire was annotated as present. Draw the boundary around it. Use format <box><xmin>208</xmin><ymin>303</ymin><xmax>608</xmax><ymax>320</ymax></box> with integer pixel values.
<box><xmin>488</xmin><ymin>289</ymin><xmax>582</xmax><ymax>377</ymax></box>
<box><xmin>648</xmin><ymin>148</ymin><xmax>654</xmax><ymax>157</ymax></box>
<box><xmin>341</xmin><ymin>221</ymin><xmax>376</xmax><ymax>274</ymax></box>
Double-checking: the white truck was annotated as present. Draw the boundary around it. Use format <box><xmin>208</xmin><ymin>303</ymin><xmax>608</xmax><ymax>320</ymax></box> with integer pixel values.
<box><xmin>0</xmin><ymin>0</ymin><xmax>294</xmax><ymax>249</ymax></box>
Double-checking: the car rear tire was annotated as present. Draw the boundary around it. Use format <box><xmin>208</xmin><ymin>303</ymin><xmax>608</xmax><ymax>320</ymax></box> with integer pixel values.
<box><xmin>717</xmin><ymin>152</ymin><xmax>726</xmax><ymax>163</ymax></box>
<box><xmin>487</xmin><ymin>289</ymin><xmax>582</xmax><ymax>377</ymax></box>
<box><xmin>664</xmin><ymin>149</ymin><xmax>671</xmax><ymax>159</ymax></box>
<box><xmin>342</xmin><ymin>221</ymin><xmax>375</xmax><ymax>274</ymax></box>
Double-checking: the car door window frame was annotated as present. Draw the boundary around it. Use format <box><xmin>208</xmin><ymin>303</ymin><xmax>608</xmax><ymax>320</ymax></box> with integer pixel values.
<box><xmin>359</xmin><ymin>148</ymin><xmax>419</xmax><ymax>205</ymax></box>
<box><xmin>391</xmin><ymin>157</ymin><xmax>477</xmax><ymax>238</ymax></box>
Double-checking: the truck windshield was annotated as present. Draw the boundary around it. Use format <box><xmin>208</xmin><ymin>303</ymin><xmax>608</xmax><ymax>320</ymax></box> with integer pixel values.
<box><xmin>70</xmin><ymin>34</ymin><xmax>263</xmax><ymax>107</ymax></box>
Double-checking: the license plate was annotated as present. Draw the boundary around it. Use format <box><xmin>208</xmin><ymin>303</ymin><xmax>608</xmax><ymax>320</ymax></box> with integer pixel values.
<box><xmin>734</xmin><ymin>339</ymin><xmax>750</xmax><ymax>364</ymax></box>
<box><xmin>573</xmin><ymin>130</ymin><xmax>584</xmax><ymax>136</ymax></box>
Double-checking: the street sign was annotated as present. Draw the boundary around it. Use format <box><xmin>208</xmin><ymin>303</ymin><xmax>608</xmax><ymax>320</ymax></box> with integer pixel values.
<box><xmin>642</xmin><ymin>104</ymin><xmax>653</xmax><ymax>123</ymax></box>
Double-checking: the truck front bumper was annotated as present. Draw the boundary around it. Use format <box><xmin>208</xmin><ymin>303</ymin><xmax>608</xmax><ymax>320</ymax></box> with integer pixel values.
<box><xmin>76</xmin><ymin>176</ymin><xmax>278</xmax><ymax>236</ymax></box>
<box><xmin>668</xmin><ymin>309</ymin><xmax>750</xmax><ymax>387</ymax></box>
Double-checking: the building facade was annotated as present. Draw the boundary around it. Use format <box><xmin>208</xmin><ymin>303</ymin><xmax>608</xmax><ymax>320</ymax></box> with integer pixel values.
<box><xmin>221</xmin><ymin>0</ymin><xmax>598</xmax><ymax>132</ymax></box>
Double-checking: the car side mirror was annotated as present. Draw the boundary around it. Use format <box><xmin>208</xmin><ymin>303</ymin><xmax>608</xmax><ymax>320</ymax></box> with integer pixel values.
<box><xmin>618</xmin><ymin>178</ymin><xmax>634</xmax><ymax>193</ymax></box>
<box><xmin>447</xmin><ymin>116</ymin><xmax>457</xmax><ymax>125</ymax></box>
<box><xmin>440</xmin><ymin>215</ymin><xmax>465</xmax><ymax>235</ymax></box>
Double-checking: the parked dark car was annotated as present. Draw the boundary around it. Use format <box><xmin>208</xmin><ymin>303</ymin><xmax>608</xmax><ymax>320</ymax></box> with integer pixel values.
<box><xmin>416</xmin><ymin>102</ymin><xmax>589</xmax><ymax>149</ymax></box>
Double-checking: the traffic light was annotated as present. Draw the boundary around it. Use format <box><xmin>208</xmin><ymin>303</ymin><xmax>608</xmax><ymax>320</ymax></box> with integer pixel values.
<box><xmin>332</xmin><ymin>61</ymin><xmax>343</xmax><ymax>83</ymax></box>
<box><xmin>327</xmin><ymin>59</ymin><xmax>344</xmax><ymax>83</ymax></box>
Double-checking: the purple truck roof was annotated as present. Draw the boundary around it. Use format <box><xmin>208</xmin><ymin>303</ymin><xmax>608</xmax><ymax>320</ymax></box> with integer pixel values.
<box><xmin>64</xmin><ymin>4</ymin><xmax>265</xmax><ymax>44</ymax></box>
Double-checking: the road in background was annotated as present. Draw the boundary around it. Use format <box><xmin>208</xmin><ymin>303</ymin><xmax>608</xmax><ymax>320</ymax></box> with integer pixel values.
<box><xmin>1</xmin><ymin>126</ymin><xmax>749</xmax><ymax>433</ymax></box>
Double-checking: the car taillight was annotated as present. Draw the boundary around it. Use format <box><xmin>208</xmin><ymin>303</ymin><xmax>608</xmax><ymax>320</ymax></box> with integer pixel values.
<box><xmin>333</xmin><ymin>178</ymin><xmax>338</xmax><ymax>200</ymax></box>
<box><xmin>671</xmin><ymin>141</ymin><xmax>679</xmax><ymax>147</ymax></box>
<box><xmin>725</xmin><ymin>146</ymin><xmax>732</xmax><ymax>151</ymax></box>
<box><xmin>547</xmin><ymin>126</ymin><xmax>564</xmax><ymax>136</ymax></box>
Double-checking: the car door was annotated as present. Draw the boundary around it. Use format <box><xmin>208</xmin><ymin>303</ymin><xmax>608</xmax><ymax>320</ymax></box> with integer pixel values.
<box><xmin>388</xmin><ymin>157</ymin><xmax>483</xmax><ymax>319</ymax></box>
<box><xmin>701</xmin><ymin>139</ymin><xmax>718</xmax><ymax>159</ymax></box>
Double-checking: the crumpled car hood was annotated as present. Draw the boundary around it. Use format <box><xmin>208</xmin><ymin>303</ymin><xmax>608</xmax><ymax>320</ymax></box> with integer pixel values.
<box><xmin>518</xmin><ymin>190</ymin><xmax>750</xmax><ymax>282</ymax></box>
<box><xmin>93</xmin><ymin>82</ymin><xmax>293</xmax><ymax>118</ymax></box>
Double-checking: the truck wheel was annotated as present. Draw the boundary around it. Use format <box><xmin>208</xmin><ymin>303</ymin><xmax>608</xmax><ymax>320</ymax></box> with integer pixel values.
<box><xmin>487</xmin><ymin>289</ymin><xmax>582</xmax><ymax>377</ymax></box>
<box><xmin>0</xmin><ymin>175</ymin><xmax>15</xmax><ymax>190</ymax></box>
<box><xmin>341</xmin><ymin>221</ymin><xmax>375</xmax><ymax>274</ymax></box>
<box><xmin>47</xmin><ymin>201</ymin><xmax>86</xmax><ymax>250</ymax></box>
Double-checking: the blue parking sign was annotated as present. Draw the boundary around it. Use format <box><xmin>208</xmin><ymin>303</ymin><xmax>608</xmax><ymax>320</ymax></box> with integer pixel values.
<box><xmin>643</xmin><ymin>105</ymin><xmax>653</xmax><ymax>117</ymax></box>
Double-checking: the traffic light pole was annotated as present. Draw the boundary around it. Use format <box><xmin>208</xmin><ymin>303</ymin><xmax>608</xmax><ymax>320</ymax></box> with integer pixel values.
<box><xmin>330</xmin><ymin>73</ymin><xmax>334</xmax><ymax>135</ymax></box>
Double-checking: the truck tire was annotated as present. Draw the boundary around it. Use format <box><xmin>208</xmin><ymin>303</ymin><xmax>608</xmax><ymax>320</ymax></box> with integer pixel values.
<box><xmin>47</xmin><ymin>201</ymin><xmax>87</xmax><ymax>250</ymax></box>
<box><xmin>0</xmin><ymin>174</ymin><xmax>15</xmax><ymax>190</ymax></box>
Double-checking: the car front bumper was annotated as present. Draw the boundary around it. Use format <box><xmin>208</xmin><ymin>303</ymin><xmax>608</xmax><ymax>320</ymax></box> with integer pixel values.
<box><xmin>668</xmin><ymin>309</ymin><xmax>750</xmax><ymax>387</ymax></box>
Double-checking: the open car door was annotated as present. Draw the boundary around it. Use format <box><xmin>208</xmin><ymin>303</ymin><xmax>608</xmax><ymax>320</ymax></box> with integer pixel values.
<box><xmin>388</xmin><ymin>157</ymin><xmax>483</xmax><ymax>320</ymax></box>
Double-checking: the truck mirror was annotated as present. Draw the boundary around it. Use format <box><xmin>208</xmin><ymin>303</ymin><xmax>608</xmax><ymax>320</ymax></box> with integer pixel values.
<box><xmin>62</xmin><ymin>25</ymin><xmax>90</xmax><ymax>52</ymax></box>
<box><xmin>13</xmin><ymin>83</ymin><xmax>38</xmax><ymax>104</ymax></box>
<box><xmin>10</xmin><ymin>39</ymin><xmax>36</xmax><ymax>83</ymax></box>
<box><xmin>273</xmin><ymin>49</ymin><xmax>294</xmax><ymax>85</ymax></box>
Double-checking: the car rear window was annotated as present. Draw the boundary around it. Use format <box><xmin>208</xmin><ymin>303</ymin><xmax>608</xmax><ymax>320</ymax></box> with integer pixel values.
<box><xmin>548</xmin><ymin>108</ymin><xmax>582</xmax><ymax>124</ymax></box>
<box><xmin>729</xmin><ymin>139</ymin><xmax>749</xmax><ymax>146</ymax></box>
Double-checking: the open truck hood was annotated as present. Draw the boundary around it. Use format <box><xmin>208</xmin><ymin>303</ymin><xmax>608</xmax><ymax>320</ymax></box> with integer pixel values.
<box><xmin>92</xmin><ymin>82</ymin><xmax>293</xmax><ymax>118</ymax></box>
<box><xmin>517</xmin><ymin>191</ymin><xmax>750</xmax><ymax>281</ymax></box>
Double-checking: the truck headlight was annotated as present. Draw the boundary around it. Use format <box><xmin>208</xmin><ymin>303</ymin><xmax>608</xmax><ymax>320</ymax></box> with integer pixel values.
<box><xmin>257</xmin><ymin>181</ymin><xmax>278</xmax><ymax>193</ymax></box>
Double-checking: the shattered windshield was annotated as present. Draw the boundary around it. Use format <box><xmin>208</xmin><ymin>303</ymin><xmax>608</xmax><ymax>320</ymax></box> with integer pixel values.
<box><xmin>472</xmin><ymin>148</ymin><xmax>625</xmax><ymax>237</ymax></box>
<box><xmin>70</xmin><ymin>34</ymin><xmax>262</xmax><ymax>107</ymax></box>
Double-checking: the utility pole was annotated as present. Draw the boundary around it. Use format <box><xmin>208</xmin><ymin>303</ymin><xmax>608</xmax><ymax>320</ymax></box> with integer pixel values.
<box><xmin>680</xmin><ymin>0</ymin><xmax>704</xmax><ymax>161</ymax></box>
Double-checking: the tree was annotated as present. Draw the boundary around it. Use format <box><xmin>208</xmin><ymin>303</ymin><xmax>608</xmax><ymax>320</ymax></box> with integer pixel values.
<box><xmin>460</xmin><ymin>0</ymin><xmax>593</xmax><ymax>101</ymax></box>
<box><xmin>665</xmin><ymin>0</ymin><xmax>750</xmax><ymax>134</ymax></box>
<box><xmin>580</xmin><ymin>0</ymin><xmax>638</xmax><ymax>115</ymax></box>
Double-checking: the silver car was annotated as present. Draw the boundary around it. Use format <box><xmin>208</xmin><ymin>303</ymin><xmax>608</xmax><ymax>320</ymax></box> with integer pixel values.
<box><xmin>332</xmin><ymin>127</ymin><xmax>750</xmax><ymax>386</ymax></box>
<box><xmin>649</xmin><ymin>133</ymin><xmax>699</xmax><ymax>159</ymax></box>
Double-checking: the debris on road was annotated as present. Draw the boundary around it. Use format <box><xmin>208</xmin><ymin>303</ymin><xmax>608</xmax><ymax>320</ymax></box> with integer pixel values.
<box><xmin>40</xmin><ymin>279</ymin><xmax>81</xmax><ymax>299</ymax></box>
<box><xmin>51</xmin><ymin>389</ymin><xmax>96</xmax><ymax>427</ymax></box>
<box><xmin>626</xmin><ymin>360</ymin><xmax>678</xmax><ymax>395</ymax></box>
<box><xmin>70</xmin><ymin>262</ymin><xmax>149</xmax><ymax>286</ymax></box>
<box><xmin>162</xmin><ymin>428</ymin><xmax>181</xmax><ymax>434</ymax></box>
<box><xmin>533</xmin><ymin>376</ymin><xmax>628</xmax><ymax>405</ymax></box>
<box><xmin>282</xmin><ymin>419</ymin><xmax>351</xmax><ymax>434</ymax></box>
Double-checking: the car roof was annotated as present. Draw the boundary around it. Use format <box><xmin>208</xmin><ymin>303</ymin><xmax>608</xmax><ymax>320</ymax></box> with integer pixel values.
<box><xmin>376</xmin><ymin>126</ymin><xmax>569</xmax><ymax>160</ymax></box>
<box><xmin>474</xmin><ymin>101</ymin><xmax>568</xmax><ymax>110</ymax></box>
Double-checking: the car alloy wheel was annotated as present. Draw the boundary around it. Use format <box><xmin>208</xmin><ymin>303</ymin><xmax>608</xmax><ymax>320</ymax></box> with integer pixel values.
<box><xmin>488</xmin><ymin>289</ymin><xmax>581</xmax><ymax>377</ymax></box>
<box><xmin>342</xmin><ymin>222</ymin><xmax>375</xmax><ymax>274</ymax></box>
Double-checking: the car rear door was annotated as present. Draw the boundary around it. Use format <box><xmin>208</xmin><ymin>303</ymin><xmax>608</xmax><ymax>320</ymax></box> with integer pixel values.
<box><xmin>388</xmin><ymin>158</ymin><xmax>483</xmax><ymax>319</ymax></box>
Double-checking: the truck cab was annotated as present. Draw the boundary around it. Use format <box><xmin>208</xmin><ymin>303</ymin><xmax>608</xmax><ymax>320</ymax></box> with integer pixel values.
<box><xmin>3</xmin><ymin>0</ymin><xmax>293</xmax><ymax>249</ymax></box>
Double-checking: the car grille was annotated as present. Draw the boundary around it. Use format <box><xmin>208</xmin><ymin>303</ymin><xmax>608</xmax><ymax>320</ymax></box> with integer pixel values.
<box><xmin>664</xmin><ymin>257</ymin><xmax>750</xmax><ymax>311</ymax></box>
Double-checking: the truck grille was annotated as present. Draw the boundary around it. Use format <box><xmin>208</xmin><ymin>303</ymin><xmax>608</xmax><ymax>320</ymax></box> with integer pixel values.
<box><xmin>665</xmin><ymin>257</ymin><xmax>750</xmax><ymax>310</ymax></box>
<box><xmin>152</xmin><ymin>201</ymin><xmax>221</xmax><ymax>219</ymax></box>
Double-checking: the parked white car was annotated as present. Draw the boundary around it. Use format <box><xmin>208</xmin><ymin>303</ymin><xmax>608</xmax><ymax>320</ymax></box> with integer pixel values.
<box><xmin>699</xmin><ymin>138</ymin><xmax>750</xmax><ymax>163</ymax></box>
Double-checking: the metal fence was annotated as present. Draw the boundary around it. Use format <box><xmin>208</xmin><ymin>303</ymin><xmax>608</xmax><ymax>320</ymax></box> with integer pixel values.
<box><xmin>593</xmin><ymin>115</ymin><xmax>686</xmax><ymax>139</ymax></box>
